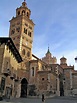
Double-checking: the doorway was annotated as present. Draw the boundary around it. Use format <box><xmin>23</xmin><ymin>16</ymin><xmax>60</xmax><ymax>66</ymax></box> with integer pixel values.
<box><xmin>21</xmin><ymin>78</ymin><xmax>28</xmax><ymax>97</ymax></box>
<box><xmin>60</xmin><ymin>81</ymin><xmax>64</xmax><ymax>96</ymax></box>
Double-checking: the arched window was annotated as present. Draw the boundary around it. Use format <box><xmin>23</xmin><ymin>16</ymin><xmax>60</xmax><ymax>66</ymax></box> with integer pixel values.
<box><xmin>27</xmin><ymin>12</ymin><xmax>29</xmax><ymax>17</ymax></box>
<box><xmin>18</xmin><ymin>11</ymin><xmax>20</xmax><ymax>15</ymax></box>
<box><xmin>24</xmin><ymin>28</ymin><xmax>27</xmax><ymax>34</ymax></box>
<box><xmin>28</xmin><ymin>31</ymin><xmax>31</xmax><ymax>37</ymax></box>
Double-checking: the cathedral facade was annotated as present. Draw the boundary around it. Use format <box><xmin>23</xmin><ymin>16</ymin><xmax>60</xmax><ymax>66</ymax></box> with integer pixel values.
<box><xmin>0</xmin><ymin>1</ymin><xmax>77</xmax><ymax>98</ymax></box>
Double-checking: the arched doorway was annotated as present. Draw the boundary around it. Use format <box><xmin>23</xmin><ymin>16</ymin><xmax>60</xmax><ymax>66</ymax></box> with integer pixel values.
<box><xmin>21</xmin><ymin>78</ymin><xmax>28</xmax><ymax>97</ymax></box>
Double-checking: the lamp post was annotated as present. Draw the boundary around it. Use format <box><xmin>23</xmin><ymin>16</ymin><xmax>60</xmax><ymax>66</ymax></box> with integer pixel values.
<box><xmin>75</xmin><ymin>57</ymin><xmax>77</xmax><ymax>62</ymax></box>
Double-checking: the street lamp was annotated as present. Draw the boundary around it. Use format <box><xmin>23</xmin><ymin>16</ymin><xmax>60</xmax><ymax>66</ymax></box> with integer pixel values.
<box><xmin>75</xmin><ymin>57</ymin><xmax>77</xmax><ymax>62</ymax></box>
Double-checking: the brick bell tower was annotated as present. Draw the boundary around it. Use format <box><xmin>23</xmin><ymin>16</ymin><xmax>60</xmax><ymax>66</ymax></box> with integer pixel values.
<box><xmin>9</xmin><ymin>0</ymin><xmax>34</xmax><ymax>61</ymax></box>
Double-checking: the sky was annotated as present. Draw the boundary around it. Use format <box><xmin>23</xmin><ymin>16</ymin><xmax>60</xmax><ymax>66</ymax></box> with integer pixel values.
<box><xmin>0</xmin><ymin>0</ymin><xmax>77</xmax><ymax>69</ymax></box>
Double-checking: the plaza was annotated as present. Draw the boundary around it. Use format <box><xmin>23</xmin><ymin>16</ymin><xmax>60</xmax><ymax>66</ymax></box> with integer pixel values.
<box><xmin>1</xmin><ymin>96</ymin><xmax>77</xmax><ymax>103</ymax></box>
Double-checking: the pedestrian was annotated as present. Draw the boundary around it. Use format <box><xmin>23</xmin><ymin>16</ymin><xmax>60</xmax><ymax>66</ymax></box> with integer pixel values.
<box><xmin>42</xmin><ymin>94</ymin><xmax>45</xmax><ymax>103</ymax></box>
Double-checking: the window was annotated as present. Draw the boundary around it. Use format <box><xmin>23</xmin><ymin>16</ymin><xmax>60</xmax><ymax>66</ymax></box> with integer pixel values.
<box><xmin>24</xmin><ymin>28</ymin><xmax>27</xmax><ymax>34</ymax></box>
<box><xmin>27</xmin><ymin>12</ymin><xmax>29</xmax><ymax>17</ymax></box>
<box><xmin>27</xmin><ymin>51</ymin><xmax>30</xmax><ymax>57</ymax></box>
<box><xmin>11</xmin><ymin>29</ymin><xmax>15</xmax><ymax>34</ymax></box>
<box><xmin>28</xmin><ymin>31</ymin><xmax>31</xmax><ymax>37</ymax></box>
<box><xmin>32</xmin><ymin>67</ymin><xmax>34</xmax><ymax>76</ymax></box>
<box><xmin>29</xmin><ymin>32</ymin><xmax>31</xmax><ymax>37</ymax></box>
<box><xmin>22</xmin><ymin>10</ymin><xmax>25</xmax><ymax>14</ymax></box>
<box><xmin>18</xmin><ymin>11</ymin><xmax>20</xmax><ymax>15</ymax></box>
<box><xmin>16</xmin><ymin>27</ymin><xmax>20</xmax><ymax>32</ymax></box>
<box><xmin>22</xmin><ymin>49</ymin><xmax>25</xmax><ymax>55</ymax></box>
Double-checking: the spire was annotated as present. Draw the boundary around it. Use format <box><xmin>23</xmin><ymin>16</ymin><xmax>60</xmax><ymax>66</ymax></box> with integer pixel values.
<box><xmin>47</xmin><ymin>46</ymin><xmax>50</xmax><ymax>54</ymax></box>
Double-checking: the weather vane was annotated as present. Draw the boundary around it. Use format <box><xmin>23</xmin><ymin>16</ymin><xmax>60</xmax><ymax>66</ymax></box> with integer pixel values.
<box><xmin>24</xmin><ymin>0</ymin><xmax>26</xmax><ymax>2</ymax></box>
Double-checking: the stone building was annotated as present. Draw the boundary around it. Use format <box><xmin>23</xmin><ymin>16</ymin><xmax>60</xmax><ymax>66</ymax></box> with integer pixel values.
<box><xmin>28</xmin><ymin>54</ymin><xmax>63</xmax><ymax>96</ymax></box>
<box><xmin>0</xmin><ymin>0</ymin><xmax>77</xmax><ymax>98</ymax></box>
<box><xmin>72</xmin><ymin>71</ymin><xmax>77</xmax><ymax>95</ymax></box>
<box><xmin>0</xmin><ymin>38</ymin><xmax>22</xmax><ymax>98</ymax></box>
<box><xmin>60</xmin><ymin>57</ymin><xmax>77</xmax><ymax>96</ymax></box>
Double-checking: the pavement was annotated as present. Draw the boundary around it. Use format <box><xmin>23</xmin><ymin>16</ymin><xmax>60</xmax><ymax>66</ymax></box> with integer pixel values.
<box><xmin>0</xmin><ymin>96</ymin><xmax>77</xmax><ymax>103</ymax></box>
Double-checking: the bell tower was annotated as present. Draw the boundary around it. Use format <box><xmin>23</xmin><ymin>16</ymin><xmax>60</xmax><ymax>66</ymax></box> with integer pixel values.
<box><xmin>9</xmin><ymin>0</ymin><xmax>34</xmax><ymax>60</ymax></box>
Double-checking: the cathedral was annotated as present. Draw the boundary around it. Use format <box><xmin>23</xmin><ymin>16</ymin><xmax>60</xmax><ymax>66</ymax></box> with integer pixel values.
<box><xmin>0</xmin><ymin>1</ymin><xmax>77</xmax><ymax>99</ymax></box>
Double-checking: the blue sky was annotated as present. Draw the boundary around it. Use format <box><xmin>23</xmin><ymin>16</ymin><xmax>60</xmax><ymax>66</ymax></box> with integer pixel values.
<box><xmin>0</xmin><ymin>0</ymin><xmax>77</xmax><ymax>69</ymax></box>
